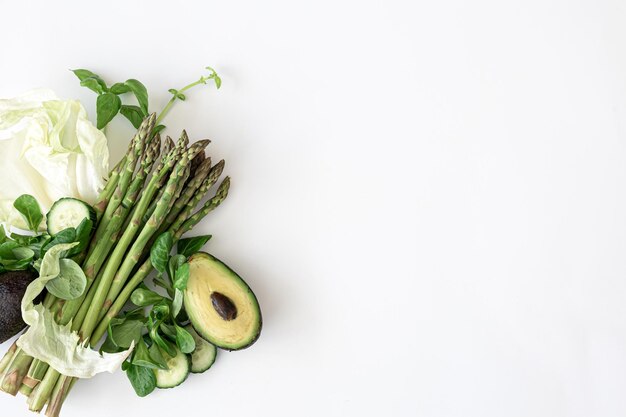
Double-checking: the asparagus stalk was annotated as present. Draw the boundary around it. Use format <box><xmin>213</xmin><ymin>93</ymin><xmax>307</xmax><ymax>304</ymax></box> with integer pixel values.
<box><xmin>44</xmin><ymin>140</ymin><xmax>209</xmax><ymax>417</ymax></box>
<box><xmin>91</xmin><ymin>115</ymin><xmax>155</xmax><ymax>248</ymax></box>
<box><xmin>92</xmin><ymin>176</ymin><xmax>231</xmax><ymax>343</ymax></box>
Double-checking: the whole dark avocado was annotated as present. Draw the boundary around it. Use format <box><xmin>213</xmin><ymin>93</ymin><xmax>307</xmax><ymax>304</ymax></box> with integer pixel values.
<box><xmin>0</xmin><ymin>270</ymin><xmax>38</xmax><ymax>344</ymax></box>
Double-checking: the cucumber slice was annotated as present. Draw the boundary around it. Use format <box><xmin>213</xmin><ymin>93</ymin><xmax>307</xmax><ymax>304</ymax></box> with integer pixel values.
<box><xmin>46</xmin><ymin>198</ymin><xmax>96</xmax><ymax>236</ymax></box>
<box><xmin>154</xmin><ymin>348</ymin><xmax>190</xmax><ymax>389</ymax></box>
<box><xmin>186</xmin><ymin>325</ymin><xmax>217</xmax><ymax>373</ymax></box>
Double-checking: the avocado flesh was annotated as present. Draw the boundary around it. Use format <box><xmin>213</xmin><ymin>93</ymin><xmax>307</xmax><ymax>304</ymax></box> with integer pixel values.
<box><xmin>184</xmin><ymin>252</ymin><xmax>262</xmax><ymax>351</ymax></box>
<box><xmin>0</xmin><ymin>270</ymin><xmax>38</xmax><ymax>344</ymax></box>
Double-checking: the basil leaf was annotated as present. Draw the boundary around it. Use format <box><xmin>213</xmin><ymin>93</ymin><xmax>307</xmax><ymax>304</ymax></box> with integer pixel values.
<box><xmin>172</xmin><ymin>288</ymin><xmax>183</xmax><ymax>318</ymax></box>
<box><xmin>80</xmin><ymin>77</ymin><xmax>107</xmax><ymax>94</ymax></box>
<box><xmin>110</xmin><ymin>82</ymin><xmax>131</xmax><ymax>94</ymax></box>
<box><xmin>45</xmin><ymin>258</ymin><xmax>87</xmax><ymax>300</ymax></box>
<box><xmin>125</xmin><ymin>363</ymin><xmax>156</xmax><ymax>397</ymax></box>
<box><xmin>151</xmin><ymin>232</ymin><xmax>173</xmax><ymax>274</ymax></box>
<box><xmin>110</xmin><ymin>319</ymin><xmax>144</xmax><ymax>349</ymax></box>
<box><xmin>175</xmin><ymin>325</ymin><xmax>196</xmax><ymax>354</ymax></box>
<box><xmin>153</xmin><ymin>125</ymin><xmax>166</xmax><ymax>135</ymax></box>
<box><xmin>71</xmin><ymin>69</ymin><xmax>99</xmax><ymax>82</ymax></box>
<box><xmin>96</xmin><ymin>93</ymin><xmax>122</xmax><ymax>129</ymax></box>
<box><xmin>119</xmin><ymin>105</ymin><xmax>144</xmax><ymax>129</ymax></box>
<box><xmin>177</xmin><ymin>235</ymin><xmax>212</xmax><ymax>258</ymax></box>
<box><xmin>10</xmin><ymin>233</ymin><xmax>37</xmax><ymax>246</ymax></box>
<box><xmin>13</xmin><ymin>194</ymin><xmax>43</xmax><ymax>231</ymax></box>
<box><xmin>131</xmin><ymin>287</ymin><xmax>164</xmax><ymax>307</ymax></box>
<box><xmin>173</xmin><ymin>263</ymin><xmax>190</xmax><ymax>290</ymax></box>
<box><xmin>125</xmin><ymin>79</ymin><xmax>149</xmax><ymax>115</ymax></box>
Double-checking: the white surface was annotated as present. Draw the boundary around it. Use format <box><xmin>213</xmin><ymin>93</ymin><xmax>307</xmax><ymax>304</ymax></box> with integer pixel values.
<box><xmin>1</xmin><ymin>0</ymin><xmax>626</xmax><ymax>416</ymax></box>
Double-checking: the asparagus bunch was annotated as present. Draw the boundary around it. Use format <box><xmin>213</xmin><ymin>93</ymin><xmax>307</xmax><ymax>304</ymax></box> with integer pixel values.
<box><xmin>0</xmin><ymin>115</ymin><xmax>231</xmax><ymax>417</ymax></box>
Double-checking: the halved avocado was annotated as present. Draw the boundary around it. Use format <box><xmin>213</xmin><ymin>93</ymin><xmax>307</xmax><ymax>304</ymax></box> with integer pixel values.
<box><xmin>184</xmin><ymin>252</ymin><xmax>262</xmax><ymax>351</ymax></box>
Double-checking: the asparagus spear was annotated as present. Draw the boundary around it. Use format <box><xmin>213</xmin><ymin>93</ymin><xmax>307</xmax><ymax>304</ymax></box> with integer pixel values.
<box><xmin>92</xmin><ymin>176</ymin><xmax>231</xmax><ymax>343</ymax></box>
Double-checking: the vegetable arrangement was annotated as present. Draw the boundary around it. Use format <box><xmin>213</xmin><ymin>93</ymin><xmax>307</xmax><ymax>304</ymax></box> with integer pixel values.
<box><xmin>0</xmin><ymin>68</ymin><xmax>262</xmax><ymax>416</ymax></box>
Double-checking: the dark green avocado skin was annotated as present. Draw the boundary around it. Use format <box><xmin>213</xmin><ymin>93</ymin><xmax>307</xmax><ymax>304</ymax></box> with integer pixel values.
<box><xmin>0</xmin><ymin>270</ymin><xmax>38</xmax><ymax>344</ymax></box>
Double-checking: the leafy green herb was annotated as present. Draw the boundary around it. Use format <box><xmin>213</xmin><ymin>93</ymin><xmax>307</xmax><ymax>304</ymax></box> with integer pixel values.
<box><xmin>43</xmin><ymin>227</ymin><xmax>77</xmax><ymax>253</ymax></box>
<box><xmin>130</xmin><ymin>287</ymin><xmax>164</xmax><ymax>307</ymax></box>
<box><xmin>110</xmin><ymin>82</ymin><xmax>131</xmax><ymax>95</ymax></box>
<box><xmin>132</xmin><ymin>339</ymin><xmax>162</xmax><ymax>370</ymax></box>
<box><xmin>175</xmin><ymin>325</ymin><xmax>196</xmax><ymax>354</ymax></box>
<box><xmin>173</xmin><ymin>262</ymin><xmax>190</xmax><ymax>290</ymax></box>
<box><xmin>148</xmin><ymin>343</ymin><xmax>169</xmax><ymax>370</ymax></box>
<box><xmin>168</xmin><ymin>254</ymin><xmax>186</xmax><ymax>282</ymax></box>
<box><xmin>68</xmin><ymin>218</ymin><xmax>94</xmax><ymax>257</ymax></box>
<box><xmin>177</xmin><ymin>235</ymin><xmax>212</xmax><ymax>257</ymax></box>
<box><xmin>151</xmin><ymin>232</ymin><xmax>173</xmax><ymax>274</ymax></box>
<box><xmin>119</xmin><ymin>105</ymin><xmax>144</xmax><ymax>129</ymax></box>
<box><xmin>125</xmin><ymin>362</ymin><xmax>156</xmax><ymax>397</ymax></box>
<box><xmin>108</xmin><ymin>319</ymin><xmax>144</xmax><ymax>349</ymax></box>
<box><xmin>13</xmin><ymin>194</ymin><xmax>43</xmax><ymax>231</ymax></box>
<box><xmin>45</xmin><ymin>258</ymin><xmax>87</xmax><ymax>300</ymax></box>
<box><xmin>96</xmin><ymin>93</ymin><xmax>122</xmax><ymax>129</ymax></box>
<box><xmin>124</xmin><ymin>79</ymin><xmax>149</xmax><ymax>115</ymax></box>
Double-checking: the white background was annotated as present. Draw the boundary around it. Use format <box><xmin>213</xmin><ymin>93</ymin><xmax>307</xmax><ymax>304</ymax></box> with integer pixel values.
<box><xmin>1</xmin><ymin>0</ymin><xmax>626</xmax><ymax>416</ymax></box>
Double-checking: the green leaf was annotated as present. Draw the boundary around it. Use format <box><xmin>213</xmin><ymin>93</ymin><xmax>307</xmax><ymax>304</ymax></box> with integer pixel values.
<box><xmin>0</xmin><ymin>243</ymin><xmax>34</xmax><ymax>271</ymax></box>
<box><xmin>131</xmin><ymin>287</ymin><xmax>164</xmax><ymax>307</ymax></box>
<box><xmin>150</xmin><ymin>327</ymin><xmax>176</xmax><ymax>358</ymax></box>
<box><xmin>172</xmin><ymin>288</ymin><xmax>183</xmax><ymax>318</ymax></box>
<box><xmin>177</xmin><ymin>235</ymin><xmax>212</xmax><ymax>258</ymax></box>
<box><xmin>45</xmin><ymin>258</ymin><xmax>86</xmax><ymax>300</ymax></box>
<box><xmin>175</xmin><ymin>325</ymin><xmax>196</xmax><ymax>354</ymax></box>
<box><xmin>159</xmin><ymin>323</ymin><xmax>177</xmax><ymax>340</ymax></box>
<box><xmin>80</xmin><ymin>77</ymin><xmax>107</xmax><ymax>94</ymax></box>
<box><xmin>43</xmin><ymin>228</ymin><xmax>77</xmax><ymax>253</ymax></box>
<box><xmin>96</xmin><ymin>93</ymin><xmax>122</xmax><ymax>129</ymax></box>
<box><xmin>0</xmin><ymin>225</ymin><xmax>7</xmax><ymax>245</ymax></box>
<box><xmin>125</xmin><ymin>79</ymin><xmax>149</xmax><ymax>115</ymax></box>
<box><xmin>119</xmin><ymin>105</ymin><xmax>144</xmax><ymax>129</ymax></box>
<box><xmin>148</xmin><ymin>343</ymin><xmax>169</xmax><ymax>370</ymax></box>
<box><xmin>151</xmin><ymin>232</ymin><xmax>173</xmax><ymax>274</ymax></box>
<box><xmin>0</xmin><ymin>241</ymin><xmax>20</xmax><ymax>259</ymax></box>
<box><xmin>125</xmin><ymin>363</ymin><xmax>156</xmax><ymax>397</ymax></box>
<box><xmin>100</xmin><ymin>335</ymin><xmax>121</xmax><ymax>354</ymax></box>
<box><xmin>67</xmin><ymin>218</ymin><xmax>93</xmax><ymax>257</ymax></box>
<box><xmin>28</xmin><ymin>235</ymin><xmax>51</xmax><ymax>259</ymax></box>
<box><xmin>173</xmin><ymin>262</ymin><xmax>189</xmax><ymax>291</ymax></box>
<box><xmin>109</xmin><ymin>319</ymin><xmax>144</xmax><ymax>349</ymax></box>
<box><xmin>71</xmin><ymin>69</ymin><xmax>99</xmax><ymax>82</ymax></box>
<box><xmin>168</xmin><ymin>254</ymin><xmax>186</xmax><ymax>283</ymax></box>
<box><xmin>13</xmin><ymin>194</ymin><xmax>43</xmax><ymax>231</ymax></box>
<box><xmin>110</xmin><ymin>82</ymin><xmax>132</xmax><ymax>94</ymax></box>
<box><xmin>10</xmin><ymin>233</ymin><xmax>37</xmax><ymax>246</ymax></box>
<box><xmin>132</xmin><ymin>338</ymin><xmax>161</xmax><ymax>370</ymax></box>
<box><xmin>153</xmin><ymin>125</ymin><xmax>166</xmax><ymax>135</ymax></box>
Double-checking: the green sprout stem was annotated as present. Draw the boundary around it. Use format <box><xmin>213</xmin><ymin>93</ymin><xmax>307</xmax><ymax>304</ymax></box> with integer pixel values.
<box><xmin>155</xmin><ymin>67</ymin><xmax>221</xmax><ymax>126</ymax></box>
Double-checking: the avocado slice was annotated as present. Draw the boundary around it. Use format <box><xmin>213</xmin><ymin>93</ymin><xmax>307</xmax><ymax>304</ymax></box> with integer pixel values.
<box><xmin>184</xmin><ymin>252</ymin><xmax>262</xmax><ymax>351</ymax></box>
<box><xmin>0</xmin><ymin>270</ymin><xmax>38</xmax><ymax>344</ymax></box>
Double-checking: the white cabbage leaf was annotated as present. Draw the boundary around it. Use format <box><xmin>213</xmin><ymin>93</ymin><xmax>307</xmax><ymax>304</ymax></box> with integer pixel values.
<box><xmin>0</xmin><ymin>90</ymin><xmax>109</xmax><ymax>230</ymax></box>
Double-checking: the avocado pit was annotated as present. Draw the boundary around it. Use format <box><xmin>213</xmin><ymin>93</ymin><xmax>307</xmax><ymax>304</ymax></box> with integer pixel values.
<box><xmin>211</xmin><ymin>292</ymin><xmax>238</xmax><ymax>321</ymax></box>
